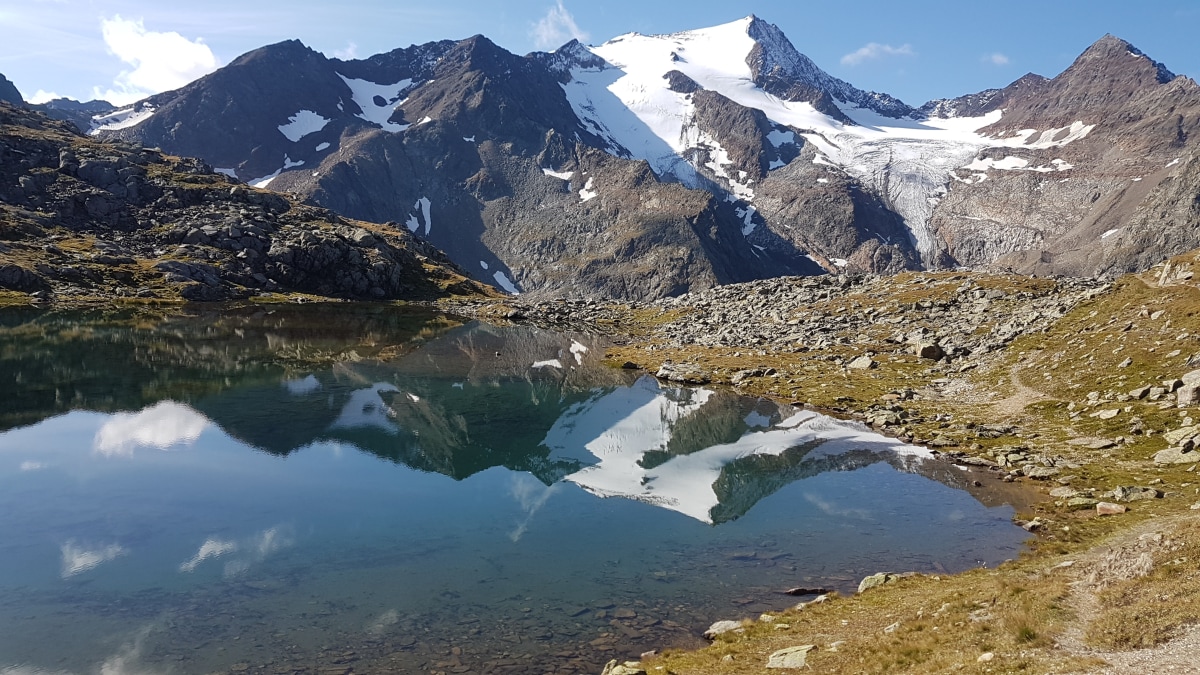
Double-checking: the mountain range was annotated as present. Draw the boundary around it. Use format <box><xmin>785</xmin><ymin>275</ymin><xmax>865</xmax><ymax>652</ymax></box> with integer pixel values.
<box><xmin>8</xmin><ymin>16</ymin><xmax>1200</xmax><ymax>299</ymax></box>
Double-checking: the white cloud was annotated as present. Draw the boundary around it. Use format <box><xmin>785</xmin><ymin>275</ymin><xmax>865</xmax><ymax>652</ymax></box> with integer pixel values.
<box><xmin>532</xmin><ymin>0</ymin><xmax>589</xmax><ymax>50</ymax></box>
<box><xmin>26</xmin><ymin>89</ymin><xmax>62</xmax><ymax>104</ymax></box>
<box><xmin>840</xmin><ymin>42</ymin><xmax>915</xmax><ymax>67</ymax></box>
<box><xmin>332</xmin><ymin>42</ymin><xmax>359</xmax><ymax>60</ymax></box>
<box><xmin>984</xmin><ymin>52</ymin><xmax>1010</xmax><ymax>66</ymax></box>
<box><xmin>93</xmin><ymin>15</ymin><xmax>218</xmax><ymax>106</ymax></box>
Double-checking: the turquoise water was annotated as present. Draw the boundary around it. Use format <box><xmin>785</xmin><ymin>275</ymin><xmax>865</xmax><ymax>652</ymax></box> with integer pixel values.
<box><xmin>0</xmin><ymin>306</ymin><xmax>1029</xmax><ymax>674</ymax></box>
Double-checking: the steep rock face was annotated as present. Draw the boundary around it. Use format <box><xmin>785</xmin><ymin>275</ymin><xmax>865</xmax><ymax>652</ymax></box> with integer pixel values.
<box><xmin>0</xmin><ymin>74</ymin><xmax>22</xmax><ymax>105</ymax></box>
<box><xmin>745</xmin><ymin>16</ymin><xmax>913</xmax><ymax>119</ymax></box>
<box><xmin>928</xmin><ymin>35</ymin><xmax>1200</xmax><ymax>275</ymax></box>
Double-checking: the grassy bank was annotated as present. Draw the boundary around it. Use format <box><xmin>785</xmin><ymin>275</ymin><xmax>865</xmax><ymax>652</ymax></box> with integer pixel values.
<box><xmin>591</xmin><ymin>257</ymin><xmax>1200</xmax><ymax>674</ymax></box>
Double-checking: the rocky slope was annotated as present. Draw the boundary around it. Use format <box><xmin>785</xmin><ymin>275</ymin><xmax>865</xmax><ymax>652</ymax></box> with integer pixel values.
<box><xmin>928</xmin><ymin>35</ymin><xmax>1200</xmax><ymax>276</ymax></box>
<box><xmin>35</xmin><ymin>19</ymin><xmax>1194</xmax><ymax>300</ymax></box>
<box><xmin>0</xmin><ymin>103</ymin><xmax>488</xmax><ymax>302</ymax></box>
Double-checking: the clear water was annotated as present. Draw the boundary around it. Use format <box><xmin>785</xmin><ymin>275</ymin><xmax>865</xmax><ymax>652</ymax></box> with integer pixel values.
<box><xmin>0</xmin><ymin>305</ymin><xmax>1030</xmax><ymax>674</ymax></box>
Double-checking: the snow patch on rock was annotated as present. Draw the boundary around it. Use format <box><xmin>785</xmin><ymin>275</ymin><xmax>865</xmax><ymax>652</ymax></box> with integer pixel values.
<box><xmin>278</xmin><ymin>110</ymin><xmax>330</xmax><ymax>142</ymax></box>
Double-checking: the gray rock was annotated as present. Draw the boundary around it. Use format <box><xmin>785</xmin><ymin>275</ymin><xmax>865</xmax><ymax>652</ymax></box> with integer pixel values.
<box><xmin>601</xmin><ymin>661</ymin><xmax>646</xmax><ymax>675</ymax></box>
<box><xmin>1154</xmin><ymin>447</ymin><xmax>1198</xmax><ymax>465</ymax></box>
<box><xmin>848</xmin><ymin>355</ymin><xmax>877</xmax><ymax>369</ymax></box>
<box><xmin>1108</xmin><ymin>486</ymin><xmax>1162</xmax><ymax>502</ymax></box>
<box><xmin>1162</xmin><ymin>425</ymin><xmax>1200</xmax><ymax>445</ymax></box>
<box><xmin>1066</xmin><ymin>497</ymin><xmax>1100</xmax><ymax>510</ymax></box>
<box><xmin>857</xmin><ymin>572</ymin><xmax>899</xmax><ymax>593</ymax></box>
<box><xmin>914</xmin><ymin>342</ymin><xmax>945</xmax><ymax>360</ymax></box>
<box><xmin>1025</xmin><ymin>466</ymin><xmax>1061</xmax><ymax>480</ymax></box>
<box><xmin>703</xmin><ymin>620</ymin><xmax>744</xmax><ymax>639</ymax></box>
<box><xmin>766</xmin><ymin>645</ymin><xmax>815</xmax><ymax>669</ymax></box>
<box><xmin>655</xmin><ymin>362</ymin><xmax>711</xmax><ymax>385</ymax></box>
<box><xmin>1177</xmin><ymin>370</ymin><xmax>1200</xmax><ymax>406</ymax></box>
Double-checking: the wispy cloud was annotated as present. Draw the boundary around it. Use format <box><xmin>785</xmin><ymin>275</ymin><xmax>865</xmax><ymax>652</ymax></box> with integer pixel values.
<box><xmin>93</xmin><ymin>15</ymin><xmax>219</xmax><ymax>106</ymax></box>
<box><xmin>983</xmin><ymin>52</ymin><xmax>1010</xmax><ymax>66</ymax></box>
<box><xmin>840</xmin><ymin>42</ymin><xmax>915</xmax><ymax>67</ymax></box>
<box><xmin>532</xmin><ymin>0</ymin><xmax>589</xmax><ymax>50</ymax></box>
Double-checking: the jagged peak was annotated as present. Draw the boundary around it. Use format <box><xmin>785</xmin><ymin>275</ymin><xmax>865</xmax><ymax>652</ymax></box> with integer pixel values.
<box><xmin>230</xmin><ymin>39</ymin><xmax>323</xmax><ymax>68</ymax></box>
<box><xmin>1073</xmin><ymin>34</ymin><xmax>1175</xmax><ymax>84</ymax></box>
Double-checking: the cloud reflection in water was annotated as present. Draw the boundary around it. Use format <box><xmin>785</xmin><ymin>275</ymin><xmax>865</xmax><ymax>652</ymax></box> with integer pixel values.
<box><xmin>92</xmin><ymin>401</ymin><xmax>209</xmax><ymax>457</ymax></box>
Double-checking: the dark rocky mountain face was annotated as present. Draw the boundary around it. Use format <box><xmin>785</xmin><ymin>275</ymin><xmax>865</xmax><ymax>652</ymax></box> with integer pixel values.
<box><xmin>0</xmin><ymin>103</ymin><xmax>487</xmax><ymax>302</ymax></box>
<box><xmin>85</xmin><ymin>20</ymin><xmax>1200</xmax><ymax>298</ymax></box>
<box><xmin>0</xmin><ymin>74</ymin><xmax>22</xmax><ymax>105</ymax></box>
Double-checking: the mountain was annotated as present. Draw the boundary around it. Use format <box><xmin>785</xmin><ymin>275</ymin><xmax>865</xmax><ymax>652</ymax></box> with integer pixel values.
<box><xmin>0</xmin><ymin>103</ymin><xmax>487</xmax><ymax>302</ymax></box>
<box><xmin>31</xmin><ymin>97</ymin><xmax>117</xmax><ymax>133</ymax></box>
<box><xmin>0</xmin><ymin>74</ymin><xmax>22</xmax><ymax>105</ymax></box>
<box><xmin>925</xmin><ymin>34</ymin><xmax>1200</xmax><ymax>275</ymax></box>
<box><xmin>87</xmin><ymin>19</ymin><xmax>1200</xmax><ymax>297</ymax></box>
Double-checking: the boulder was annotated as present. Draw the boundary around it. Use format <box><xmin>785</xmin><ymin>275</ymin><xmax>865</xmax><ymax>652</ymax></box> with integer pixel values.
<box><xmin>1096</xmin><ymin>502</ymin><xmax>1128</xmax><ymax>516</ymax></box>
<box><xmin>601</xmin><ymin>661</ymin><xmax>646</xmax><ymax>675</ymax></box>
<box><xmin>1066</xmin><ymin>497</ymin><xmax>1100</xmax><ymax>510</ymax></box>
<box><xmin>1154</xmin><ymin>447</ymin><xmax>1197</xmax><ymax>465</ymax></box>
<box><xmin>1025</xmin><ymin>466</ymin><xmax>1061</xmax><ymax>480</ymax></box>
<box><xmin>655</xmin><ymin>362</ymin><xmax>711</xmax><ymax>385</ymax></box>
<box><xmin>1108</xmin><ymin>486</ymin><xmax>1161</xmax><ymax>502</ymax></box>
<box><xmin>1163</xmin><ymin>425</ymin><xmax>1200</xmax><ymax>445</ymax></box>
<box><xmin>847</xmin><ymin>355</ymin><xmax>877</xmax><ymax>369</ymax></box>
<box><xmin>703</xmin><ymin>620</ymin><xmax>744</xmax><ymax>639</ymax></box>
<box><xmin>914</xmin><ymin>342</ymin><xmax>945</xmax><ymax>360</ymax></box>
<box><xmin>857</xmin><ymin>572</ymin><xmax>899</xmax><ymax>593</ymax></box>
<box><xmin>1178</xmin><ymin>369</ymin><xmax>1200</xmax><ymax>406</ymax></box>
<box><xmin>766</xmin><ymin>645</ymin><xmax>815</xmax><ymax>669</ymax></box>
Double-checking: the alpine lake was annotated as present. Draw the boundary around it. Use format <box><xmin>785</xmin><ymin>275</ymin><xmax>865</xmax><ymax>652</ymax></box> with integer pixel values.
<box><xmin>0</xmin><ymin>304</ymin><xmax>1034</xmax><ymax>674</ymax></box>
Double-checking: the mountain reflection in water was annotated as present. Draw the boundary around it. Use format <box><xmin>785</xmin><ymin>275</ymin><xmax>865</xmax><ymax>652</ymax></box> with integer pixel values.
<box><xmin>0</xmin><ymin>305</ymin><xmax>1031</xmax><ymax>674</ymax></box>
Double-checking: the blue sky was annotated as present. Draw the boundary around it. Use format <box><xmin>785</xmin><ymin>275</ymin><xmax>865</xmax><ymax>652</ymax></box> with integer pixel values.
<box><xmin>1</xmin><ymin>0</ymin><xmax>1196</xmax><ymax>107</ymax></box>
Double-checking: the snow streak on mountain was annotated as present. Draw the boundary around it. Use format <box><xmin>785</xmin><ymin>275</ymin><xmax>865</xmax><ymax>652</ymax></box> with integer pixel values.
<box><xmin>558</xmin><ymin>16</ymin><xmax>1093</xmax><ymax>262</ymax></box>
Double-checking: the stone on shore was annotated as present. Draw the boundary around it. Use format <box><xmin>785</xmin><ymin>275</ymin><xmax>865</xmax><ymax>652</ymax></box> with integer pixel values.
<box><xmin>766</xmin><ymin>645</ymin><xmax>815</xmax><ymax>669</ymax></box>
<box><xmin>703</xmin><ymin>620</ymin><xmax>745</xmax><ymax>639</ymax></box>
<box><xmin>601</xmin><ymin>660</ymin><xmax>646</xmax><ymax>675</ymax></box>
<box><xmin>858</xmin><ymin>572</ymin><xmax>899</xmax><ymax>593</ymax></box>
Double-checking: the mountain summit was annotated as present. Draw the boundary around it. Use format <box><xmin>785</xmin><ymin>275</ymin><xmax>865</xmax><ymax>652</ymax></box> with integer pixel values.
<box><xmin>80</xmin><ymin>18</ymin><xmax>1200</xmax><ymax>297</ymax></box>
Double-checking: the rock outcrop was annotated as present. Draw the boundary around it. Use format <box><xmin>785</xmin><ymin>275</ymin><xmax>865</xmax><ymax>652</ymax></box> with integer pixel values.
<box><xmin>0</xmin><ymin>103</ymin><xmax>487</xmax><ymax>302</ymax></box>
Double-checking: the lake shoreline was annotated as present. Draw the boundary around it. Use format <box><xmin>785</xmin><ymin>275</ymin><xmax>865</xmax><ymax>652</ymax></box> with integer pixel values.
<box><xmin>3</xmin><ymin>261</ymin><xmax>1200</xmax><ymax>673</ymax></box>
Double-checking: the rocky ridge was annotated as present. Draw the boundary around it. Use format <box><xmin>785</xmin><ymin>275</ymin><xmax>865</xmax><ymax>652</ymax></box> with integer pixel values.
<box><xmin>71</xmin><ymin>22</ymin><xmax>1200</xmax><ymax>300</ymax></box>
<box><xmin>0</xmin><ymin>103</ymin><xmax>488</xmax><ymax>302</ymax></box>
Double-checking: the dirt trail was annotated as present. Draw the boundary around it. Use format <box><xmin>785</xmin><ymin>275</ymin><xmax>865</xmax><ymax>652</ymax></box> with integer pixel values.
<box><xmin>990</xmin><ymin>359</ymin><xmax>1048</xmax><ymax>418</ymax></box>
<box><xmin>1052</xmin><ymin>511</ymin><xmax>1200</xmax><ymax>673</ymax></box>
